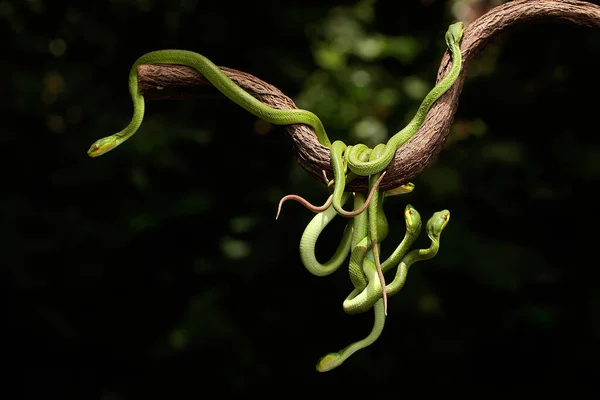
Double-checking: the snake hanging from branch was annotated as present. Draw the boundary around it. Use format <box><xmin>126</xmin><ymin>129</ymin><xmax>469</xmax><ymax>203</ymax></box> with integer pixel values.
<box><xmin>86</xmin><ymin>21</ymin><xmax>464</xmax><ymax>372</ymax></box>
<box><xmin>279</xmin><ymin>21</ymin><xmax>463</xmax><ymax>317</ymax></box>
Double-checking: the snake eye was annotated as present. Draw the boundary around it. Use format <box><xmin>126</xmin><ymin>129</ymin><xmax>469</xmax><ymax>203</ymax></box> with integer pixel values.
<box><xmin>93</xmin><ymin>144</ymin><xmax>99</xmax><ymax>150</ymax></box>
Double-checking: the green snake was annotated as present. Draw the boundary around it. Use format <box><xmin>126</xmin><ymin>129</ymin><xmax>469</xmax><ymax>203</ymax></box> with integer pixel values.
<box><xmin>315</xmin><ymin>209</ymin><xmax>449</xmax><ymax>372</ymax></box>
<box><xmin>343</xmin><ymin>209</ymin><xmax>449</xmax><ymax>314</ymax></box>
<box><xmin>344</xmin><ymin>21</ymin><xmax>464</xmax><ymax>177</ymax></box>
<box><xmin>87</xmin><ymin>50</ymin><xmax>332</xmax><ymax>157</ymax></box>
<box><xmin>298</xmin><ymin>182</ymin><xmax>414</xmax><ymax>279</ymax></box>
<box><xmin>316</xmin><ymin>299</ymin><xmax>386</xmax><ymax>372</ymax></box>
<box><xmin>299</xmin><ymin>193</ymin><xmax>353</xmax><ymax>276</ymax></box>
<box><xmin>365</xmin><ymin>144</ymin><xmax>389</xmax><ymax>314</ymax></box>
<box><xmin>385</xmin><ymin>210</ymin><xmax>450</xmax><ymax>296</ymax></box>
<box><xmin>343</xmin><ymin>204</ymin><xmax>422</xmax><ymax>314</ymax></box>
<box><xmin>309</xmin><ymin>21</ymin><xmax>462</xmax><ymax>320</ymax></box>
<box><xmin>290</xmin><ymin>20</ymin><xmax>463</xmax><ymax>221</ymax></box>
<box><xmin>86</xmin><ymin>22</ymin><xmax>463</xmax><ymax>373</ymax></box>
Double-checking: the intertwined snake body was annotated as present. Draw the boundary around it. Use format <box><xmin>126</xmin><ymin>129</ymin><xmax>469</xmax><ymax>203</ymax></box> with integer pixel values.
<box><xmin>315</xmin><ymin>209</ymin><xmax>449</xmax><ymax>372</ymax></box>
<box><xmin>86</xmin><ymin>21</ymin><xmax>463</xmax><ymax>373</ymax></box>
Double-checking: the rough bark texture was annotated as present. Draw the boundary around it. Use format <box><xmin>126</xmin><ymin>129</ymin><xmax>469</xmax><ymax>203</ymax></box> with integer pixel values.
<box><xmin>137</xmin><ymin>0</ymin><xmax>600</xmax><ymax>191</ymax></box>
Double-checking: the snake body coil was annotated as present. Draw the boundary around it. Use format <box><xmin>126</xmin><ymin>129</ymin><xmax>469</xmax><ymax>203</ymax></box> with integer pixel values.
<box><xmin>86</xmin><ymin>22</ymin><xmax>463</xmax><ymax>374</ymax></box>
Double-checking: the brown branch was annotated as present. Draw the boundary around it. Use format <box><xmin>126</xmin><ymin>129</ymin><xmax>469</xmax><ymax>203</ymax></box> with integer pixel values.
<box><xmin>137</xmin><ymin>0</ymin><xmax>600</xmax><ymax>192</ymax></box>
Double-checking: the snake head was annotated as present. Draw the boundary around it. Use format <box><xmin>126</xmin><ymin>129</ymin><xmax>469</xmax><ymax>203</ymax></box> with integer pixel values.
<box><xmin>386</xmin><ymin>182</ymin><xmax>415</xmax><ymax>197</ymax></box>
<box><xmin>445</xmin><ymin>21</ymin><xmax>465</xmax><ymax>48</ymax></box>
<box><xmin>87</xmin><ymin>136</ymin><xmax>119</xmax><ymax>157</ymax></box>
<box><xmin>404</xmin><ymin>204</ymin><xmax>423</xmax><ymax>235</ymax></box>
<box><xmin>316</xmin><ymin>353</ymin><xmax>339</xmax><ymax>372</ymax></box>
<box><xmin>426</xmin><ymin>210</ymin><xmax>450</xmax><ymax>239</ymax></box>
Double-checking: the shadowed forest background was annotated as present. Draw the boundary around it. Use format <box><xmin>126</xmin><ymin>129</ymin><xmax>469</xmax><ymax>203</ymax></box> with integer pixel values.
<box><xmin>4</xmin><ymin>0</ymin><xmax>600</xmax><ymax>396</ymax></box>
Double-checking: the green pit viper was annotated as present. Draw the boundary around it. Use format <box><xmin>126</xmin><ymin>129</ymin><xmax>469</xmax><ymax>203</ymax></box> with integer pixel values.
<box><xmin>281</xmin><ymin>21</ymin><xmax>463</xmax><ymax>319</ymax></box>
<box><xmin>305</xmin><ymin>186</ymin><xmax>450</xmax><ymax>371</ymax></box>
<box><xmin>86</xmin><ymin>21</ymin><xmax>464</xmax><ymax>372</ymax></box>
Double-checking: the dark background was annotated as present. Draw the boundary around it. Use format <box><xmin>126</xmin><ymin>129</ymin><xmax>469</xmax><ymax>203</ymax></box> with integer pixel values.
<box><xmin>4</xmin><ymin>0</ymin><xmax>600</xmax><ymax>396</ymax></box>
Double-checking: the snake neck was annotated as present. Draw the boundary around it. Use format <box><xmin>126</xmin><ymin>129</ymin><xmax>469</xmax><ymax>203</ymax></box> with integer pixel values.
<box><xmin>380</xmin><ymin>231</ymin><xmax>419</xmax><ymax>274</ymax></box>
<box><xmin>385</xmin><ymin>240</ymin><xmax>439</xmax><ymax>296</ymax></box>
<box><xmin>420</xmin><ymin>238</ymin><xmax>440</xmax><ymax>261</ymax></box>
<box><xmin>388</xmin><ymin>42</ymin><xmax>462</xmax><ymax>149</ymax></box>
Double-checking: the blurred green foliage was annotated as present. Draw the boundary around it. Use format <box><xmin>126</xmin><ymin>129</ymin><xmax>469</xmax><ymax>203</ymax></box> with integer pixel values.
<box><xmin>3</xmin><ymin>0</ymin><xmax>600</xmax><ymax>396</ymax></box>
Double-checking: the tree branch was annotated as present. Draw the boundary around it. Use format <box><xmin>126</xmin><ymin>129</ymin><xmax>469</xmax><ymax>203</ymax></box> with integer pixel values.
<box><xmin>137</xmin><ymin>0</ymin><xmax>600</xmax><ymax>192</ymax></box>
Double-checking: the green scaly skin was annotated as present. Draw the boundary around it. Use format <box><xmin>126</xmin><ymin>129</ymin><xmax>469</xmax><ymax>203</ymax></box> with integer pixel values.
<box><xmin>317</xmin><ymin>21</ymin><xmax>461</xmax><ymax>231</ymax></box>
<box><xmin>346</xmin><ymin>187</ymin><xmax>414</xmax><ymax>288</ymax></box>
<box><xmin>345</xmin><ymin>22</ymin><xmax>464</xmax><ymax>176</ymax></box>
<box><xmin>316</xmin><ymin>183</ymin><xmax>417</xmax><ymax>371</ymax></box>
<box><xmin>348</xmin><ymin>236</ymin><xmax>370</xmax><ymax>290</ymax></box>
<box><xmin>366</xmin><ymin>144</ymin><xmax>389</xmax><ymax>314</ymax></box>
<box><xmin>380</xmin><ymin>204</ymin><xmax>422</xmax><ymax>274</ymax></box>
<box><xmin>386</xmin><ymin>210</ymin><xmax>450</xmax><ymax>296</ymax></box>
<box><xmin>330</xmin><ymin>141</ymin><xmax>352</xmax><ymax>215</ymax></box>
<box><xmin>85</xmin><ymin>25</ymin><xmax>460</xmax><ymax>374</ymax></box>
<box><xmin>329</xmin><ymin>141</ymin><xmax>385</xmax><ymax>218</ymax></box>
<box><xmin>344</xmin><ymin>251</ymin><xmax>383</xmax><ymax>315</ymax></box>
<box><xmin>343</xmin><ymin>204</ymin><xmax>421</xmax><ymax>315</ymax></box>
<box><xmin>316</xmin><ymin>299</ymin><xmax>386</xmax><ymax>372</ymax></box>
<box><xmin>87</xmin><ymin>50</ymin><xmax>331</xmax><ymax>157</ymax></box>
<box><xmin>345</xmin><ymin>210</ymin><xmax>450</xmax><ymax>314</ymax></box>
<box><xmin>299</xmin><ymin>193</ymin><xmax>353</xmax><ymax>277</ymax></box>
<box><xmin>348</xmin><ymin>193</ymin><xmax>369</xmax><ymax>288</ymax></box>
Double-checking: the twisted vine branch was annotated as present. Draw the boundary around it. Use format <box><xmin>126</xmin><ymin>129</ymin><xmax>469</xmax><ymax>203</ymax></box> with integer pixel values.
<box><xmin>137</xmin><ymin>0</ymin><xmax>600</xmax><ymax>192</ymax></box>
